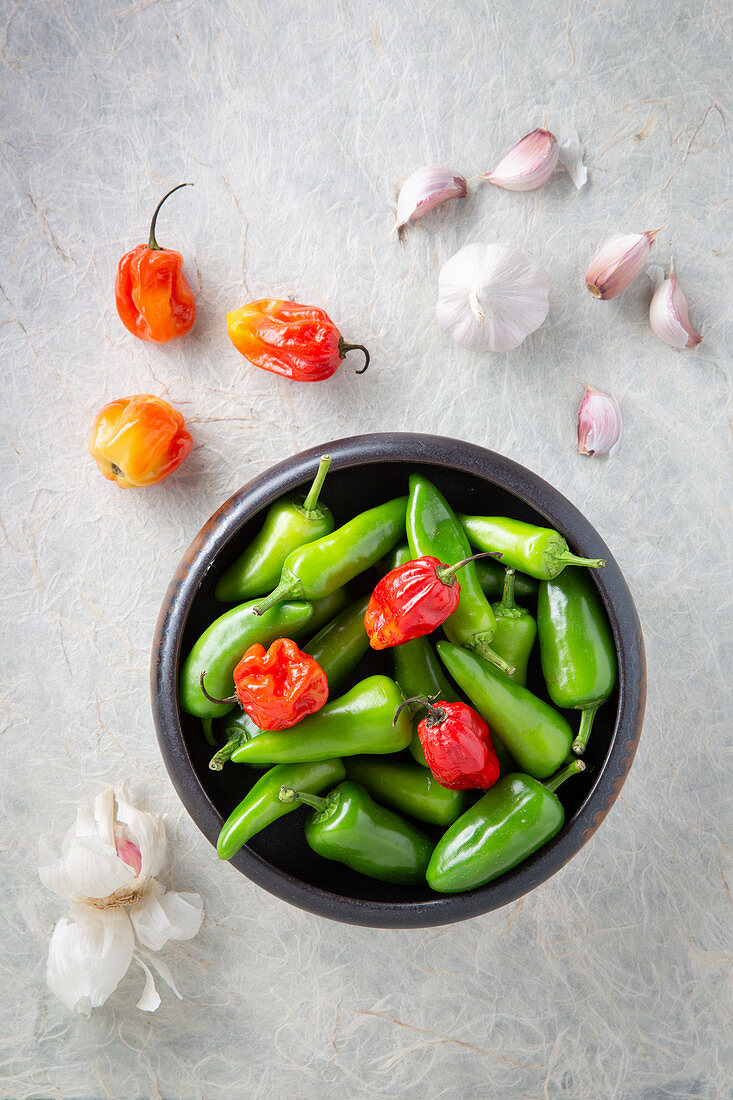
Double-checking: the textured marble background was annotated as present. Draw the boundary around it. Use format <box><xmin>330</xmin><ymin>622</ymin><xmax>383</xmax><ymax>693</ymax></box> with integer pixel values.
<box><xmin>1</xmin><ymin>1</ymin><xmax>731</xmax><ymax>1097</ymax></box>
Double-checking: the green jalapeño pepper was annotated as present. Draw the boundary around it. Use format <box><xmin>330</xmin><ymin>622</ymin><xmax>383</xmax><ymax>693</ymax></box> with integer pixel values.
<box><xmin>537</xmin><ymin>569</ymin><xmax>617</xmax><ymax>755</ymax></box>
<box><xmin>459</xmin><ymin>515</ymin><xmax>606</xmax><ymax>581</ymax></box>
<box><xmin>436</xmin><ymin>641</ymin><xmax>572</xmax><ymax>778</ymax></box>
<box><xmin>208</xmin><ymin>593</ymin><xmax>369</xmax><ymax>771</ymax></box>
<box><xmin>279</xmin><ymin>780</ymin><xmax>434</xmax><ymax>885</ymax></box>
<box><xmin>215</xmin><ymin>455</ymin><xmax>334</xmax><ymax>603</ymax></box>
<box><xmin>475</xmin><ymin>556</ymin><xmax>538</xmax><ymax>602</ymax></box>
<box><xmin>390</xmin><ymin>545</ymin><xmax>462</xmax><ymax>768</ymax></box>
<box><xmin>303</xmin><ymin>593</ymin><xmax>370</xmax><ymax>694</ymax></box>
<box><xmin>426</xmin><ymin>760</ymin><xmax>586</xmax><ymax>893</ymax></box>
<box><xmin>217</xmin><ymin>758</ymin><xmax>346</xmax><ymax>860</ymax></box>
<box><xmin>344</xmin><ymin>756</ymin><xmax>467</xmax><ymax>826</ymax></box>
<box><xmin>179</xmin><ymin>588</ymin><xmax>347</xmax><ymax>719</ymax></box>
<box><xmin>406</xmin><ymin>475</ymin><xmax>513</xmax><ymax>676</ymax></box>
<box><xmin>252</xmin><ymin>497</ymin><xmax>408</xmax><ymax>617</ymax></box>
<box><xmin>490</xmin><ymin>568</ymin><xmax>537</xmax><ymax>687</ymax></box>
<box><xmin>230</xmin><ymin>675</ymin><xmax>412</xmax><ymax>765</ymax></box>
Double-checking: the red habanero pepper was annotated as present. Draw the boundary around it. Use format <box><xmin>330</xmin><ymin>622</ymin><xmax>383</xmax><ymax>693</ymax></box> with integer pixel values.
<box><xmin>394</xmin><ymin>697</ymin><xmax>500</xmax><ymax>791</ymax></box>
<box><xmin>115</xmin><ymin>184</ymin><xmax>196</xmax><ymax>343</ymax></box>
<box><xmin>364</xmin><ymin>552</ymin><xmax>498</xmax><ymax>650</ymax></box>
<box><xmin>201</xmin><ymin>638</ymin><xmax>328</xmax><ymax>731</ymax></box>
<box><xmin>88</xmin><ymin>394</ymin><xmax>192</xmax><ymax>488</ymax></box>
<box><xmin>226</xmin><ymin>299</ymin><xmax>370</xmax><ymax>381</ymax></box>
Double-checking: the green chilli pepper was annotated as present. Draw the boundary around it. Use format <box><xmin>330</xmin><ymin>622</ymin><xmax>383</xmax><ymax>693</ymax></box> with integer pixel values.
<box><xmin>303</xmin><ymin>593</ymin><xmax>370</xmax><ymax>694</ymax></box>
<box><xmin>208</xmin><ymin>593</ymin><xmax>369</xmax><ymax>771</ymax></box>
<box><xmin>180</xmin><ymin>588</ymin><xmax>347</xmax><ymax>719</ymax></box>
<box><xmin>436</xmin><ymin>641</ymin><xmax>572</xmax><ymax>778</ymax></box>
<box><xmin>215</xmin><ymin>456</ymin><xmax>335</xmax><ymax>603</ymax></box>
<box><xmin>475</xmin><ymin>557</ymin><xmax>538</xmax><ymax>602</ymax></box>
<box><xmin>459</xmin><ymin>515</ymin><xmax>606</xmax><ymax>581</ymax></box>
<box><xmin>426</xmin><ymin>760</ymin><xmax>586</xmax><ymax>893</ymax></box>
<box><xmin>490</xmin><ymin>568</ymin><xmax>537</xmax><ymax>687</ymax></box>
<box><xmin>537</xmin><ymin>569</ymin><xmax>617</xmax><ymax>756</ymax></box>
<box><xmin>217</xmin><ymin>758</ymin><xmax>346</xmax><ymax>860</ymax></box>
<box><xmin>279</xmin><ymin>780</ymin><xmax>434</xmax><ymax>885</ymax></box>
<box><xmin>344</xmin><ymin>756</ymin><xmax>467</xmax><ymax>826</ymax></box>
<box><xmin>406</xmin><ymin>475</ymin><xmax>512</xmax><ymax>676</ymax></box>
<box><xmin>253</xmin><ymin>497</ymin><xmax>408</xmax><ymax>617</ymax></box>
<box><xmin>230</xmin><ymin>675</ymin><xmax>412</xmax><ymax>765</ymax></box>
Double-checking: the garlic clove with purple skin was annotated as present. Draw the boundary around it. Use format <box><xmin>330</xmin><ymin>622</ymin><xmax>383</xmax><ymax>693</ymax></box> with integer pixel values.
<box><xmin>396</xmin><ymin>165</ymin><xmax>468</xmax><ymax>228</ymax></box>
<box><xmin>649</xmin><ymin>264</ymin><xmax>702</xmax><ymax>348</ymax></box>
<box><xmin>577</xmin><ymin>384</ymin><xmax>623</xmax><ymax>458</ymax></box>
<box><xmin>585</xmin><ymin>230</ymin><xmax>659</xmax><ymax>299</ymax></box>
<box><xmin>482</xmin><ymin>129</ymin><xmax>560</xmax><ymax>192</ymax></box>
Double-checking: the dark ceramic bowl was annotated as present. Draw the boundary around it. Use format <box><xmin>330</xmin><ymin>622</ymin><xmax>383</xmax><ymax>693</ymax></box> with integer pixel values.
<box><xmin>151</xmin><ymin>433</ymin><xmax>645</xmax><ymax>928</ymax></box>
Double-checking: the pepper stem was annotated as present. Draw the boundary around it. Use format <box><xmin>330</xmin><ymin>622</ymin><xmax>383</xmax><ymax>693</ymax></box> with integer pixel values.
<box><xmin>436</xmin><ymin>550</ymin><xmax>503</xmax><ymax>585</ymax></box>
<box><xmin>393</xmin><ymin>697</ymin><xmax>446</xmax><ymax>727</ymax></box>
<box><xmin>496</xmin><ymin>568</ymin><xmax>517</xmax><ymax>612</ymax></box>
<box><xmin>338</xmin><ymin>338</ymin><xmax>370</xmax><ymax>374</ymax></box>
<box><xmin>543</xmin><ymin>758</ymin><xmax>586</xmax><ymax>793</ymax></box>
<box><xmin>148</xmin><ymin>183</ymin><xmax>193</xmax><ymax>251</ymax></box>
<box><xmin>553</xmin><ymin>551</ymin><xmax>606</xmax><ymax>571</ymax></box>
<box><xmin>278</xmin><ymin>785</ymin><xmax>328</xmax><ymax>811</ymax></box>
<box><xmin>572</xmin><ymin>703</ymin><xmax>601</xmax><ymax>756</ymax></box>
<box><xmin>302</xmin><ymin>455</ymin><xmax>332</xmax><ymax>513</ymax></box>
<box><xmin>199</xmin><ymin>671</ymin><xmax>238</xmax><ymax>706</ymax></box>
<box><xmin>469</xmin><ymin>636</ymin><xmax>515</xmax><ymax>677</ymax></box>
<box><xmin>209</xmin><ymin>733</ymin><xmax>245</xmax><ymax>771</ymax></box>
<box><xmin>251</xmin><ymin>577</ymin><xmax>301</xmax><ymax>617</ymax></box>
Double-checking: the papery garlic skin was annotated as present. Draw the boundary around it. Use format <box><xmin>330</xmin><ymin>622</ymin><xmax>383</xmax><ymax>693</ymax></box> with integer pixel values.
<box><xmin>649</xmin><ymin>270</ymin><xmax>702</xmax><ymax>348</ymax></box>
<box><xmin>577</xmin><ymin>385</ymin><xmax>623</xmax><ymax>457</ymax></box>
<box><xmin>396</xmin><ymin>165</ymin><xmax>468</xmax><ymax>228</ymax></box>
<box><xmin>557</xmin><ymin>130</ymin><xmax>588</xmax><ymax>190</ymax></box>
<box><xmin>41</xmin><ymin>783</ymin><xmax>203</xmax><ymax>1015</ymax></box>
<box><xmin>585</xmin><ymin>231</ymin><xmax>658</xmax><ymax>299</ymax></box>
<box><xmin>40</xmin><ymin>782</ymin><xmax>167</xmax><ymax>907</ymax></box>
<box><xmin>482</xmin><ymin>129</ymin><xmax>559</xmax><ymax>192</ymax></box>
<box><xmin>47</xmin><ymin>906</ymin><xmax>135</xmax><ymax>1017</ymax></box>
<box><xmin>436</xmin><ymin>242</ymin><xmax>550</xmax><ymax>352</ymax></box>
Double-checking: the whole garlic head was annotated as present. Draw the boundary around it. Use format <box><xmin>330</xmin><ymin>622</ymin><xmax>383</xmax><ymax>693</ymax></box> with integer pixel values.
<box><xmin>436</xmin><ymin>242</ymin><xmax>550</xmax><ymax>352</ymax></box>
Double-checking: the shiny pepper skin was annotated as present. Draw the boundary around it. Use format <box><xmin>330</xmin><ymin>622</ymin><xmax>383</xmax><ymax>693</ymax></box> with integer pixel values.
<box><xmin>417</xmin><ymin>700</ymin><xmax>500</xmax><ymax>791</ymax></box>
<box><xmin>88</xmin><ymin>394</ymin><xmax>192</xmax><ymax>488</ymax></box>
<box><xmin>365</xmin><ymin>556</ymin><xmax>461</xmax><ymax>650</ymax></box>
<box><xmin>233</xmin><ymin>638</ymin><xmax>328</xmax><ymax>731</ymax></box>
<box><xmin>115</xmin><ymin>184</ymin><xmax>195</xmax><ymax>343</ymax></box>
<box><xmin>226</xmin><ymin>299</ymin><xmax>370</xmax><ymax>381</ymax></box>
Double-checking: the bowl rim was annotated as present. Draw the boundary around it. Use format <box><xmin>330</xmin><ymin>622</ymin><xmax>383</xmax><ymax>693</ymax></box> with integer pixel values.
<box><xmin>151</xmin><ymin>432</ymin><xmax>646</xmax><ymax>928</ymax></box>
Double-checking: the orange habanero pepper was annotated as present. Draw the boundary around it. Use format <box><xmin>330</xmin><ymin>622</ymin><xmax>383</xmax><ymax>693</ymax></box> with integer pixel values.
<box><xmin>115</xmin><ymin>184</ymin><xmax>195</xmax><ymax>343</ymax></box>
<box><xmin>226</xmin><ymin>299</ymin><xmax>370</xmax><ymax>381</ymax></box>
<box><xmin>88</xmin><ymin>394</ymin><xmax>192</xmax><ymax>488</ymax></box>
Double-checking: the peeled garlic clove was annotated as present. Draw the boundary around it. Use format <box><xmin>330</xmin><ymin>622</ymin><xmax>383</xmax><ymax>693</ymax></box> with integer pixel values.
<box><xmin>396</xmin><ymin>165</ymin><xmax>468</xmax><ymax>228</ymax></box>
<box><xmin>577</xmin><ymin>384</ymin><xmax>622</xmax><ymax>457</ymax></box>
<box><xmin>482</xmin><ymin>129</ymin><xmax>559</xmax><ymax>192</ymax></box>
<box><xmin>649</xmin><ymin>267</ymin><xmax>702</xmax><ymax>348</ymax></box>
<box><xmin>436</xmin><ymin>242</ymin><xmax>550</xmax><ymax>353</ymax></box>
<box><xmin>585</xmin><ymin>230</ymin><xmax>658</xmax><ymax>299</ymax></box>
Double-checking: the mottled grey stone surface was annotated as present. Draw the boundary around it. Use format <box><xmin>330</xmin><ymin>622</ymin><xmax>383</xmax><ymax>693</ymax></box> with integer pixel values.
<box><xmin>1</xmin><ymin>1</ymin><xmax>730</xmax><ymax>1097</ymax></box>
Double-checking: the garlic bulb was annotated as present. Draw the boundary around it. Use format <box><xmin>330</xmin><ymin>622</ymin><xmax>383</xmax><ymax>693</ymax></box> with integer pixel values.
<box><xmin>648</xmin><ymin>263</ymin><xmax>702</xmax><ymax>348</ymax></box>
<box><xmin>482</xmin><ymin>129</ymin><xmax>559</xmax><ymax>192</ymax></box>
<box><xmin>436</xmin><ymin>242</ymin><xmax>550</xmax><ymax>353</ymax></box>
<box><xmin>396</xmin><ymin>165</ymin><xmax>468</xmax><ymax>228</ymax></box>
<box><xmin>40</xmin><ymin>782</ymin><xmax>203</xmax><ymax>1015</ymax></box>
<box><xmin>585</xmin><ymin>230</ymin><xmax>659</xmax><ymax>299</ymax></box>
<box><xmin>577</xmin><ymin>384</ymin><xmax>622</xmax><ymax>457</ymax></box>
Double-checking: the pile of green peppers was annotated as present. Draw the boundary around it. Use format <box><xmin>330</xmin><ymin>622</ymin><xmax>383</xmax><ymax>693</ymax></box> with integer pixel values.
<box><xmin>179</xmin><ymin>461</ymin><xmax>617</xmax><ymax>893</ymax></box>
